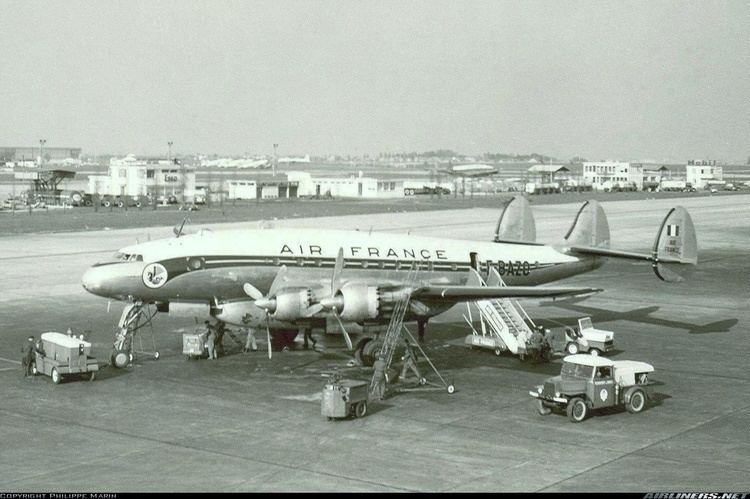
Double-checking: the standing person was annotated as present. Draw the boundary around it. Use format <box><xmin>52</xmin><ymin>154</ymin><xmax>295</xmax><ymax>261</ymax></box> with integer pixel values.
<box><xmin>66</xmin><ymin>327</ymin><xmax>73</xmax><ymax>337</ymax></box>
<box><xmin>214</xmin><ymin>321</ymin><xmax>226</xmax><ymax>357</ymax></box>
<box><xmin>417</xmin><ymin>320</ymin><xmax>427</xmax><ymax>343</ymax></box>
<box><xmin>371</xmin><ymin>355</ymin><xmax>388</xmax><ymax>401</ymax></box>
<box><xmin>243</xmin><ymin>327</ymin><xmax>258</xmax><ymax>352</ymax></box>
<box><xmin>21</xmin><ymin>336</ymin><xmax>35</xmax><ymax>377</ymax></box>
<box><xmin>206</xmin><ymin>323</ymin><xmax>217</xmax><ymax>360</ymax></box>
<box><xmin>400</xmin><ymin>339</ymin><xmax>423</xmax><ymax>383</ymax></box>
<box><xmin>302</xmin><ymin>328</ymin><xmax>316</xmax><ymax>350</ymax></box>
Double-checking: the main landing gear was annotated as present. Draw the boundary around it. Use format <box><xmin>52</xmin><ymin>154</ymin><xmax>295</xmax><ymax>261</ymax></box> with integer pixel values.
<box><xmin>111</xmin><ymin>302</ymin><xmax>160</xmax><ymax>368</ymax></box>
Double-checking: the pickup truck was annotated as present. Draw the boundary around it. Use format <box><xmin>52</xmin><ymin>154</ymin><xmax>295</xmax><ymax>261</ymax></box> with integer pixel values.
<box><xmin>530</xmin><ymin>354</ymin><xmax>654</xmax><ymax>422</ymax></box>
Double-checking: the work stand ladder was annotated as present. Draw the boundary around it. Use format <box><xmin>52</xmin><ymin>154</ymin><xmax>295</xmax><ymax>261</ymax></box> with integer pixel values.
<box><xmin>368</xmin><ymin>262</ymin><xmax>454</xmax><ymax>396</ymax></box>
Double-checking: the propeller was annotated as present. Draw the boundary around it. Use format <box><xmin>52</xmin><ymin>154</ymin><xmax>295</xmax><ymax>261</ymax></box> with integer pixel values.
<box><xmin>241</xmin><ymin>268</ymin><xmax>290</xmax><ymax>360</ymax></box>
<box><xmin>318</xmin><ymin>248</ymin><xmax>354</xmax><ymax>351</ymax></box>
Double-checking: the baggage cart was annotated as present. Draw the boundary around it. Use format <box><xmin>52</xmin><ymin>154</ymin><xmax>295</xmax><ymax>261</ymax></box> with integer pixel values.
<box><xmin>34</xmin><ymin>332</ymin><xmax>99</xmax><ymax>384</ymax></box>
<box><xmin>183</xmin><ymin>330</ymin><xmax>209</xmax><ymax>359</ymax></box>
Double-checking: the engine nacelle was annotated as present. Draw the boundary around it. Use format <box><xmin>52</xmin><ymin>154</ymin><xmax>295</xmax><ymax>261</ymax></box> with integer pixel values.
<box><xmin>213</xmin><ymin>300</ymin><xmax>266</xmax><ymax>327</ymax></box>
<box><xmin>338</xmin><ymin>283</ymin><xmax>379</xmax><ymax>322</ymax></box>
<box><xmin>272</xmin><ymin>289</ymin><xmax>313</xmax><ymax>321</ymax></box>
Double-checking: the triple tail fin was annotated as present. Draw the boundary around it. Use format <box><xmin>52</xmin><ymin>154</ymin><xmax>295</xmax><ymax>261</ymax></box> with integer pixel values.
<box><xmin>565</xmin><ymin>201</ymin><xmax>697</xmax><ymax>282</ymax></box>
<box><xmin>494</xmin><ymin>195</ymin><xmax>539</xmax><ymax>244</ymax></box>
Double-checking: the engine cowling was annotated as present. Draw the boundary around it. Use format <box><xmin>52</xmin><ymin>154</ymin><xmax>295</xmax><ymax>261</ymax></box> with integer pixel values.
<box><xmin>213</xmin><ymin>300</ymin><xmax>266</xmax><ymax>327</ymax></box>
<box><xmin>337</xmin><ymin>283</ymin><xmax>379</xmax><ymax>322</ymax></box>
<box><xmin>272</xmin><ymin>289</ymin><xmax>314</xmax><ymax>321</ymax></box>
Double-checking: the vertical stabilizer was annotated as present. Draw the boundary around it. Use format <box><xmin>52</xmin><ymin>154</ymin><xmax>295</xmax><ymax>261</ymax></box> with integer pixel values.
<box><xmin>494</xmin><ymin>195</ymin><xmax>536</xmax><ymax>243</ymax></box>
<box><xmin>564</xmin><ymin>200</ymin><xmax>610</xmax><ymax>248</ymax></box>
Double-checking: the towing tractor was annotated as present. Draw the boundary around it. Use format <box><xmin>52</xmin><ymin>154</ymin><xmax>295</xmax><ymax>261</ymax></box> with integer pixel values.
<box><xmin>530</xmin><ymin>354</ymin><xmax>655</xmax><ymax>422</ymax></box>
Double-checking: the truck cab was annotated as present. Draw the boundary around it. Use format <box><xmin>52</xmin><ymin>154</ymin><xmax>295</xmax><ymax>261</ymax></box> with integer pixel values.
<box><xmin>530</xmin><ymin>354</ymin><xmax>654</xmax><ymax>422</ymax></box>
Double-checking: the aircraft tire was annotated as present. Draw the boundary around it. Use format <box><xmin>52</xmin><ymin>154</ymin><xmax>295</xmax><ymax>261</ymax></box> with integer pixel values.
<box><xmin>113</xmin><ymin>351</ymin><xmax>130</xmax><ymax>369</ymax></box>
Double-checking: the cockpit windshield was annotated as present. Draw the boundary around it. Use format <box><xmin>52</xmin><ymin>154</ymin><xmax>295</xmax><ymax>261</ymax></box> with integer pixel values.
<box><xmin>561</xmin><ymin>362</ymin><xmax>594</xmax><ymax>379</ymax></box>
<box><xmin>113</xmin><ymin>252</ymin><xmax>143</xmax><ymax>262</ymax></box>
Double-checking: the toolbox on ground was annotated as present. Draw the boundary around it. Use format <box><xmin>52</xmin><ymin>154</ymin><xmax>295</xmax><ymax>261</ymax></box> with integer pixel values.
<box><xmin>321</xmin><ymin>379</ymin><xmax>369</xmax><ymax>419</ymax></box>
<box><xmin>34</xmin><ymin>332</ymin><xmax>99</xmax><ymax>384</ymax></box>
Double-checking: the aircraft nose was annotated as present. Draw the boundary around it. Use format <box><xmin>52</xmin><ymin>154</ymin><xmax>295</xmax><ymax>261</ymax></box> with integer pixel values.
<box><xmin>81</xmin><ymin>265</ymin><xmax>106</xmax><ymax>296</ymax></box>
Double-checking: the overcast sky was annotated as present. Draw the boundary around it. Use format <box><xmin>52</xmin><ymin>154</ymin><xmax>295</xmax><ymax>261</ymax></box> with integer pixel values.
<box><xmin>0</xmin><ymin>0</ymin><xmax>748</xmax><ymax>161</ymax></box>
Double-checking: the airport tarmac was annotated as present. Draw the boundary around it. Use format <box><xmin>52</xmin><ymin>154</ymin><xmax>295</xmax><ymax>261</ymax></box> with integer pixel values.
<box><xmin>1</xmin><ymin>195</ymin><xmax>748</xmax><ymax>491</ymax></box>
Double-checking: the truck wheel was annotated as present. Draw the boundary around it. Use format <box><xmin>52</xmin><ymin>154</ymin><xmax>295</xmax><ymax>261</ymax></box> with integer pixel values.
<box><xmin>494</xmin><ymin>347</ymin><xmax>502</xmax><ymax>356</ymax></box>
<box><xmin>447</xmin><ymin>384</ymin><xmax>455</xmax><ymax>394</ymax></box>
<box><xmin>589</xmin><ymin>348</ymin><xmax>600</xmax><ymax>357</ymax></box>
<box><xmin>536</xmin><ymin>400</ymin><xmax>552</xmax><ymax>416</ymax></box>
<box><xmin>354</xmin><ymin>401</ymin><xmax>367</xmax><ymax>418</ymax></box>
<box><xmin>51</xmin><ymin>367</ymin><xmax>61</xmax><ymax>385</ymax></box>
<box><xmin>626</xmin><ymin>388</ymin><xmax>646</xmax><ymax>414</ymax></box>
<box><xmin>566</xmin><ymin>343</ymin><xmax>579</xmax><ymax>355</ymax></box>
<box><xmin>567</xmin><ymin>397</ymin><xmax>587</xmax><ymax>423</ymax></box>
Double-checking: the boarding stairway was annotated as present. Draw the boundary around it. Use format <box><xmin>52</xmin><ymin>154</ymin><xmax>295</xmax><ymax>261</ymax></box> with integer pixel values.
<box><xmin>466</xmin><ymin>269</ymin><xmax>537</xmax><ymax>356</ymax></box>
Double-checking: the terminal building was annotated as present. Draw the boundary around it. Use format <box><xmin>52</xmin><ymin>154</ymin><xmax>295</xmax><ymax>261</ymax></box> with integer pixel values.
<box><xmin>88</xmin><ymin>155</ymin><xmax>196</xmax><ymax>201</ymax></box>
<box><xmin>686</xmin><ymin>160</ymin><xmax>723</xmax><ymax>189</ymax></box>
<box><xmin>582</xmin><ymin>161</ymin><xmax>644</xmax><ymax>191</ymax></box>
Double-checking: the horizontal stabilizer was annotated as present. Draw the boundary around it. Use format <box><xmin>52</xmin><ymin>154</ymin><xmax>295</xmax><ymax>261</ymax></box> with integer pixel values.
<box><xmin>494</xmin><ymin>195</ymin><xmax>537</xmax><ymax>243</ymax></box>
<box><xmin>413</xmin><ymin>285</ymin><xmax>602</xmax><ymax>301</ymax></box>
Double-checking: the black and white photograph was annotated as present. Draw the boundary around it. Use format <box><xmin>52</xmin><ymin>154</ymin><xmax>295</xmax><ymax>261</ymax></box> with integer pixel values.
<box><xmin>1</xmin><ymin>0</ymin><xmax>748</xmax><ymax>493</ymax></box>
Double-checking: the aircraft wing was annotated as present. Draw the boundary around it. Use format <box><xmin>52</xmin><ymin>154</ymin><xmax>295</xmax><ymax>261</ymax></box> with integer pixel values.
<box><xmin>412</xmin><ymin>285</ymin><xmax>601</xmax><ymax>302</ymax></box>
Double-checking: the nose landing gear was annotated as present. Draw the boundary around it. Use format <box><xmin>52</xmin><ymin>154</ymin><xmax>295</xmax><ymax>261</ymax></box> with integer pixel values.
<box><xmin>111</xmin><ymin>302</ymin><xmax>159</xmax><ymax>368</ymax></box>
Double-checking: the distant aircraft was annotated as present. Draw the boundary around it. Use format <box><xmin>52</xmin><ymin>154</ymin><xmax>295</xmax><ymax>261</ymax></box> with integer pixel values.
<box><xmin>81</xmin><ymin>197</ymin><xmax>697</xmax><ymax>368</ymax></box>
<box><xmin>438</xmin><ymin>163</ymin><xmax>498</xmax><ymax>177</ymax></box>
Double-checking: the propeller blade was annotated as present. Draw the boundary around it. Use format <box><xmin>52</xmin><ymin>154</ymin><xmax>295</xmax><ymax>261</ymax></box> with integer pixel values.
<box><xmin>265</xmin><ymin>317</ymin><xmax>272</xmax><ymax>360</ymax></box>
<box><xmin>242</xmin><ymin>283</ymin><xmax>263</xmax><ymax>300</ymax></box>
<box><xmin>268</xmin><ymin>265</ymin><xmax>288</xmax><ymax>297</ymax></box>
<box><xmin>331</xmin><ymin>248</ymin><xmax>344</xmax><ymax>296</ymax></box>
<box><xmin>332</xmin><ymin>308</ymin><xmax>353</xmax><ymax>351</ymax></box>
<box><xmin>304</xmin><ymin>303</ymin><xmax>324</xmax><ymax>317</ymax></box>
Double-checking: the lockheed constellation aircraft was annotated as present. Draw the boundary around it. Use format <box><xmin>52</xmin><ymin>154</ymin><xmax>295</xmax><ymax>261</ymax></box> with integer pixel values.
<box><xmin>81</xmin><ymin>197</ymin><xmax>697</xmax><ymax>368</ymax></box>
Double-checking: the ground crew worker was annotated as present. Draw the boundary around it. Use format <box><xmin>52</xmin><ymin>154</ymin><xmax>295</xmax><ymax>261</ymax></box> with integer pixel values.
<box><xmin>206</xmin><ymin>323</ymin><xmax>217</xmax><ymax>360</ymax></box>
<box><xmin>66</xmin><ymin>327</ymin><xmax>73</xmax><ymax>337</ymax></box>
<box><xmin>243</xmin><ymin>327</ymin><xmax>258</xmax><ymax>352</ymax></box>
<box><xmin>215</xmin><ymin>321</ymin><xmax>226</xmax><ymax>357</ymax></box>
<box><xmin>400</xmin><ymin>339</ymin><xmax>422</xmax><ymax>383</ymax></box>
<box><xmin>21</xmin><ymin>336</ymin><xmax>35</xmax><ymax>377</ymax></box>
<box><xmin>418</xmin><ymin>320</ymin><xmax>427</xmax><ymax>342</ymax></box>
<box><xmin>302</xmin><ymin>328</ymin><xmax>316</xmax><ymax>350</ymax></box>
<box><xmin>371</xmin><ymin>356</ymin><xmax>388</xmax><ymax>401</ymax></box>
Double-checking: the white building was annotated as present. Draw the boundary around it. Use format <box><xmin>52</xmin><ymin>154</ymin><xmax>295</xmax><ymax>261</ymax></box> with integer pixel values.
<box><xmin>582</xmin><ymin>161</ymin><xmax>643</xmax><ymax>191</ymax></box>
<box><xmin>686</xmin><ymin>160</ymin><xmax>723</xmax><ymax>189</ymax></box>
<box><xmin>88</xmin><ymin>155</ymin><xmax>196</xmax><ymax>200</ymax></box>
<box><xmin>288</xmin><ymin>171</ymin><xmax>383</xmax><ymax>198</ymax></box>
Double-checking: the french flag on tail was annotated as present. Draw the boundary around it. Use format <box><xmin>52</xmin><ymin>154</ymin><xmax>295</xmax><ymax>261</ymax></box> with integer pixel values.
<box><xmin>666</xmin><ymin>224</ymin><xmax>680</xmax><ymax>237</ymax></box>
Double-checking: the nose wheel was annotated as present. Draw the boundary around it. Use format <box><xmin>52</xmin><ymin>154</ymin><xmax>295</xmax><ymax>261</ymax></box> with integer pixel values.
<box><xmin>111</xmin><ymin>302</ymin><xmax>159</xmax><ymax>368</ymax></box>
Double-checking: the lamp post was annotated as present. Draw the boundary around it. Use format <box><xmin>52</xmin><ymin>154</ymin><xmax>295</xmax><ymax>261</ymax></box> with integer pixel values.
<box><xmin>39</xmin><ymin>139</ymin><xmax>46</xmax><ymax>167</ymax></box>
<box><xmin>167</xmin><ymin>141</ymin><xmax>173</xmax><ymax>161</ymax></box>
